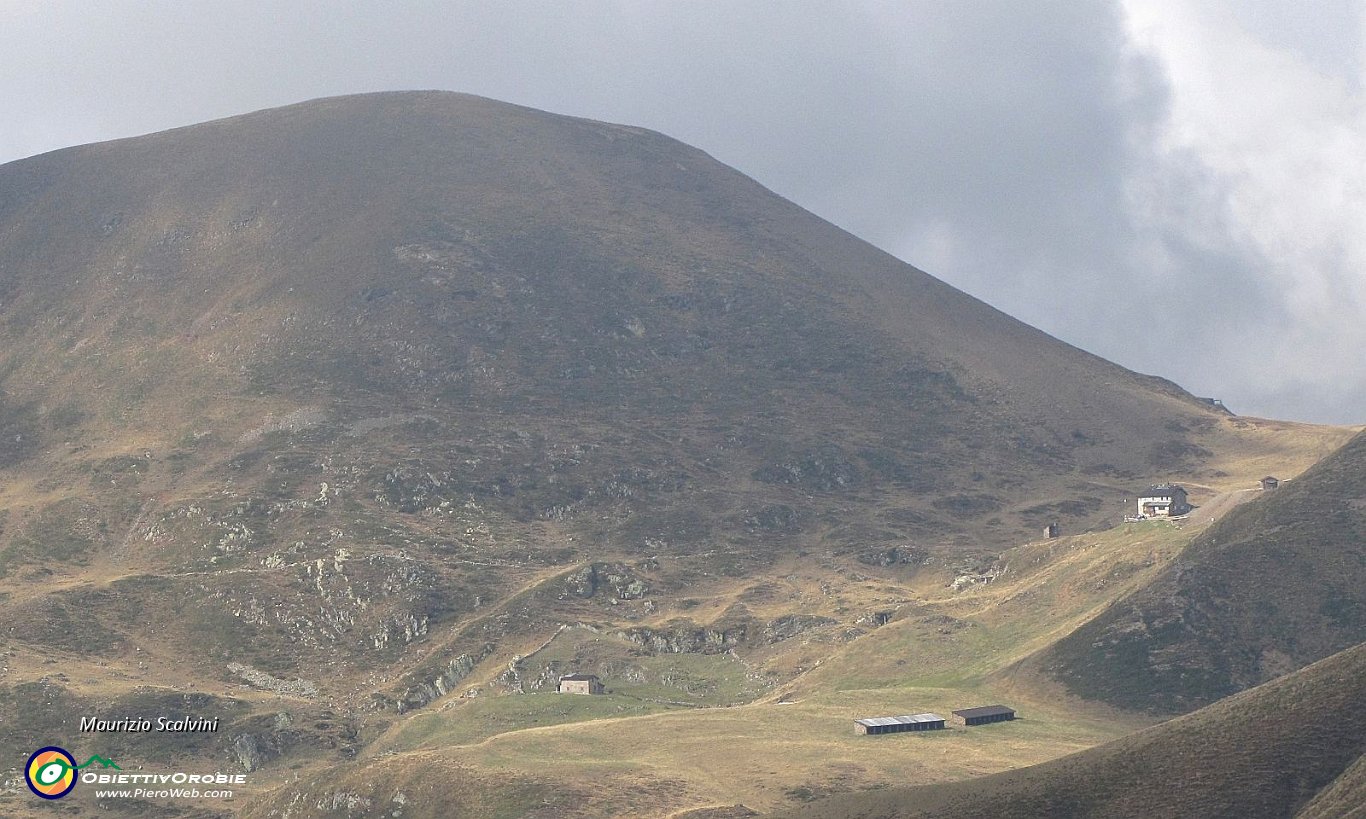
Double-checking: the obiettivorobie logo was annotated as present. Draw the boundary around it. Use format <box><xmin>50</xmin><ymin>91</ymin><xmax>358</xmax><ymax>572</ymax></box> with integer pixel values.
<box><xmin>25</xmin><ymin>746</ymin><xmax>120</xmax><ymax>800</ymax></box>
<box><xmin>24</xmin><ymin>744</ymin><xmax>247</xmax><ymax>802</ymax></box>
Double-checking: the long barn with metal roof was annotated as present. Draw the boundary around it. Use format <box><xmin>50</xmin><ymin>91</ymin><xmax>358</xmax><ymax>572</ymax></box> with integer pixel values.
<box><xmin>951</xmin><ymin>705</ymin><xmax>1015</xmax><ymax>725</ymax></box>
<box><xmin>853</xmin><ymin>713</ymin><xmax>946</xmax><ymax>735</ymax></box>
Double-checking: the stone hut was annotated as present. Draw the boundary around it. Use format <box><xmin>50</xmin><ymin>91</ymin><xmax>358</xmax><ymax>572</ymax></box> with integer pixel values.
<box><xmin>557</xmin><ymin>674</ymin><xmax>605</xmax><ymax>695</ymax></box>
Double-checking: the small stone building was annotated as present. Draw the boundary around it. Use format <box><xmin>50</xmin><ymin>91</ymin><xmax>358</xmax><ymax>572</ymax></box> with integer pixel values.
<box><xmin>854</xmin><ymin>713</ymin><xmax>946</xmax><ymax>735</ymax></box>
<box><xmin>1261</xmin><ymin>476</ymin><xmax>1280</xmax><ymax>491</ymax></box>
<box><xmin>557</xmin><ymin>674</ymin><xmax>605</xmax><ymax>695</ymax></box>
<box><xmin>1043</xmin><ymin>522</ymin><xmax>1060</xmax><ymax>539</ymax></box>
<box><xmin>1137</xmin><ymin>484</ymin><xmax>1190</xmax><ymax>518</ymax></box>
<box><xmin>951</xmin><ymin>705</ymin><xmax>1015</xmax><ymax>726</ymax></box>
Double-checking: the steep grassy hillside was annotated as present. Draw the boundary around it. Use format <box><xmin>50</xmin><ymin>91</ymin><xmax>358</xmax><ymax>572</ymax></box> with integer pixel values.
<box><xmin>0</xmin><ymin>91</ymin><xmax>1331</xmax><ymax>563</ymax></box>
<box><xmin>1295</xmin><ymin>753</ymin><xmax>1366</xmax><ymax>819</ymax></box>
<box><xmin>0</xmin><ymin>92</ymin><xmax>1354</xmax><ymax>816</ymax></box>
<box><xmin>231</xmin><ymin>505</ymin><xmax>1219</xmax><ymax>817</ymax></box>
<box><xmin>775</xmin><ymin>641</ymin><xmax>1366</xmax><ymax>819</ymax></box>
<box><xmin>1045</xmin><ymin>429</ymin><xmax>1366</xmax><ymax>713</ymax></box>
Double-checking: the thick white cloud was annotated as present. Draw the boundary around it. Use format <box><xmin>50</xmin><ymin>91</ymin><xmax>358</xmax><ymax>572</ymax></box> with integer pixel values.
<box><xmin>1119</xmin><ymin>0</ymin><xmax>1366</xmax><ymax>421</ymax></box>
<box><xmin>0</xmin><ymin>1</ymin><xmax>1361</xmax><ymax>422</ymax></box>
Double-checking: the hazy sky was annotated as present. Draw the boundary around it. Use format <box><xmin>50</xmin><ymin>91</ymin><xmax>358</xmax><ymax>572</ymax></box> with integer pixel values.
<box><xmin>4</xmin><ymin>2</ymin><xmax>1363</xmax><ymax>423</ymax></box>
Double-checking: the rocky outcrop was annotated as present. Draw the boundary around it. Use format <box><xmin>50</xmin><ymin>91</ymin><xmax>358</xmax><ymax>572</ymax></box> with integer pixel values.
<box><xmin>615</xmin><ymin>608</ymin><xmax>844</xmax><ymax>654</ymax></box>
<box><xmin>763</xmin><ymin>615</ymin><xmax>837</xmax><ymax>643</ymax></box>
<box><xmin>393</xmin><ymin>652</ymin><xmax>480</xmax><ymax>712</ymax></box>
<box><xmin>858</xmin><ymin>545</ymin><xmax>928</xmax><ymax>567</ymax></box>
<box><xmin>227</xmin><ymin>663</ymin><xmax>318</xmax><ymax>698</ymax></box>
<box><xmin>753</xmin><ymin>446</ymin><xmax>861</xmax><ymax>492</ymax></box>
<box><xmin>563</xmin><ymin>563</ymin><xmax>649</xmax><ymax>600</ymax></box>
<box><xmin>617</xmin><ymin>623</ymin><xmax>745</xmax><ymax>654</ymax></box>
<box><xmin>232</xmin><ymin>733</ymin><xmax>265</xmax><ymax>772</ymax></box>
<box><xmin>230</xmin><ymin>709</ymin><xmax>300</xmax><ymax>775</ymax></box>
<box><xmin>856</xmin><ymin>610</ymin><xmax>896</xmax><ymax>628</ymax></box>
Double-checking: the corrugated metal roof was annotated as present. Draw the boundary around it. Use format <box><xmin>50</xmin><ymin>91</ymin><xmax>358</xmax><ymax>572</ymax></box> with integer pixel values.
<box><xmin>854</xmin><ymin>713</ymin><xmax>944</xmax><ymax>727</ymax></box>
<box><xmin>952</xmin><ymin>705</ymin><xmax>1015</xmax><ymax>719</ymax></box>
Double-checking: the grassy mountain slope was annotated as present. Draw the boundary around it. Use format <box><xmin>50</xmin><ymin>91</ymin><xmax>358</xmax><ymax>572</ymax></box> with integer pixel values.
<box><xmin>1044</xmin><ymin>429</ymin><xmax>1366</xmax><ymax>714</ymax></box>
<box><xmin>1295</xmin><ymin>753</ymin><xmax>1366</xmax><ymax>819</ymax></box>
<box><xmin>0</xmin><ymin>92</ymin><xmax>1354</xmax><ymax>815</ymax></box>
<box><xmin>774</xmin><ymin>641</ymin><xmax>1366</xmax><ymax>819</ymax></box>
<box><xmin>233</xmin><ymin>501</ymin><xmax>1232</xmax><ymax>817</ymax></box>
<box><xmin>0</xmin><ymin>91</ymin><xmax>1329</xmax><ymax>557</ymax></box>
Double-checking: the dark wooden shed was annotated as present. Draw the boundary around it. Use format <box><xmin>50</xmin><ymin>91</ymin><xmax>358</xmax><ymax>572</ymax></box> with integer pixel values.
<box><xmin>951</xmin><ymin>705</ymin><xmax>1016</xmax><ymax>726</ymax></box>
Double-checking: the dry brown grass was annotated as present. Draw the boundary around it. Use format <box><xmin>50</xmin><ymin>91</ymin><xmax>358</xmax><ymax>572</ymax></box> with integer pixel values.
<box><xmin>776</xmin><ymin>642</ymin><xmax>1366</xmax><ymax>819</ymax></box>
<box><xmin>1</xmin><ymin>92</ymin><xmax>1361</xmax><ymax>818</ymax></box>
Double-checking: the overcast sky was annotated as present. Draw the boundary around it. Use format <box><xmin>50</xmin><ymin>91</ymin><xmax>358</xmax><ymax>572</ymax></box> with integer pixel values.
<box><xmin>3</xmin><ymin>2</ymin><xmax>1363</xmax><ymax>423</ymax></box>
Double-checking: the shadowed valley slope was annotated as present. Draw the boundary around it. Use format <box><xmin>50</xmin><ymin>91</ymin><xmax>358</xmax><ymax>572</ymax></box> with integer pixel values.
<box><xmin>1045</xmin><ymin>429</ymin><xmax>1366</xmax><ymax>714</ymax></box>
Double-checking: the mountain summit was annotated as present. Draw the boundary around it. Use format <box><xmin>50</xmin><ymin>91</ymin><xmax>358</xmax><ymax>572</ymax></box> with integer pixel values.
<box><xmin>0</xmin><ymin>91</ymin><xmax>1254</xmax><ymax>549</ymax></box>
<box><xmin>0</xmin><ymin>92</ymin><xmax>1349</xmax><ymax>816</ymax></box>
